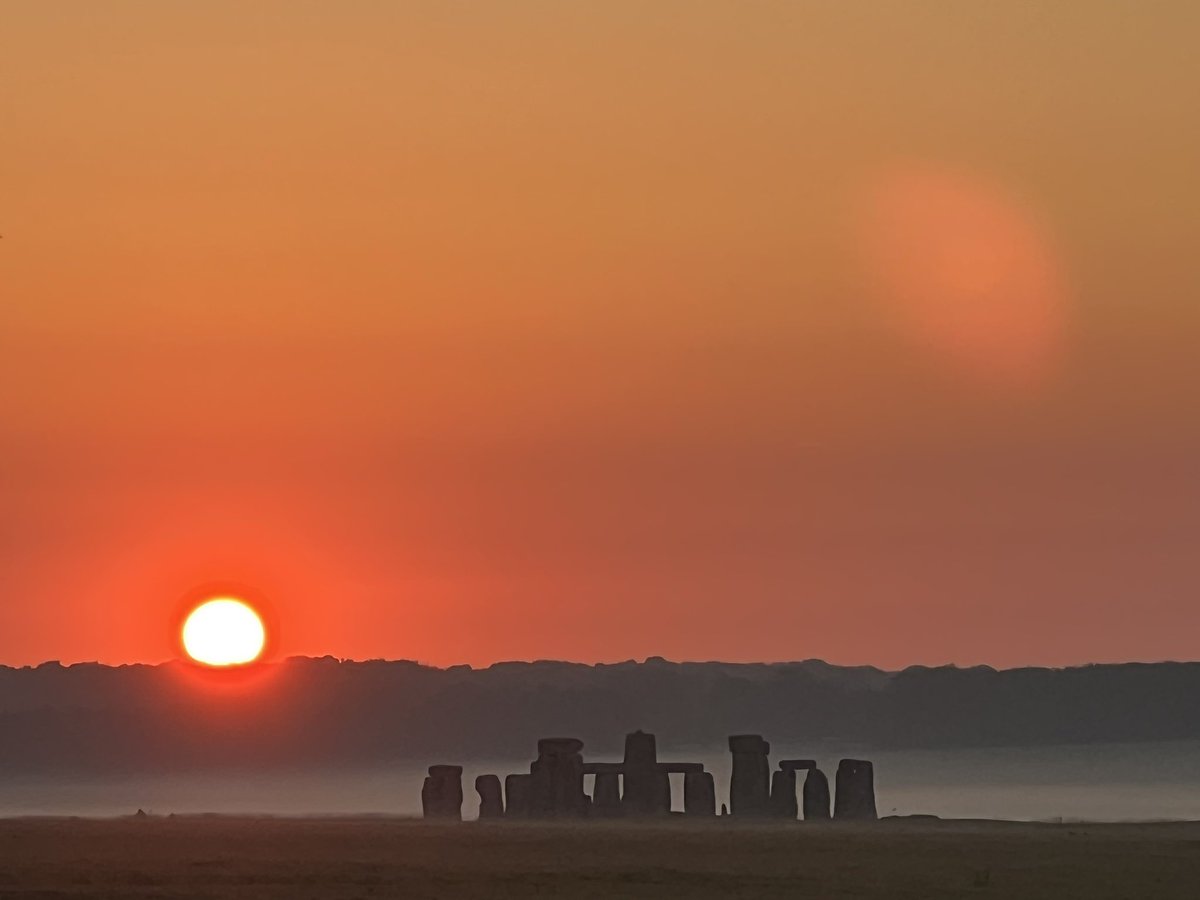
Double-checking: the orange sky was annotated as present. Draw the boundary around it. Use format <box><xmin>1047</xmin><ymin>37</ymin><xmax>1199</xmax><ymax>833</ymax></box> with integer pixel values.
<box><xmin>2</xmin><ymin>2</ymin><xmax>1198</xmax><ymax>669</ymax></box>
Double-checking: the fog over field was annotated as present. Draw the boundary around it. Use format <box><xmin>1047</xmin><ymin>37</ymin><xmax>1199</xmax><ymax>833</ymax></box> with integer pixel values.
<box><xmin>5</xmin><ymin>742</ymin><xmax>1200</xmax><ymax>822</ymax></box>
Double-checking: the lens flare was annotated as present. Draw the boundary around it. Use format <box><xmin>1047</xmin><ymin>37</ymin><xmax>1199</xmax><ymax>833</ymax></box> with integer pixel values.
<box><xmin>859</xmin><ymin>166</ymin><xmax>1070</xmax><ymax>387</ymax></box>
<box><xmin>181</xmin><ymin>598</ymin><xmax>266</xmax><ymax>667</ymax></box>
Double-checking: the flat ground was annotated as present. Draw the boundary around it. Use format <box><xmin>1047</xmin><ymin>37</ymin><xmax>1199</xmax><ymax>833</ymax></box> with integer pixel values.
<box><xmin>1</xmin><ymin>816</ymin><xmax>1199</xmax><ymax>899</ymax></box>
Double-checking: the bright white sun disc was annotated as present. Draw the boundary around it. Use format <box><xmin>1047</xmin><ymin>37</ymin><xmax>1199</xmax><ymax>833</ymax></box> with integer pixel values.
<box><xmin>182</xmin><ymin>598</ymin><xmax>266</xmax><ymax>666</ymax></box>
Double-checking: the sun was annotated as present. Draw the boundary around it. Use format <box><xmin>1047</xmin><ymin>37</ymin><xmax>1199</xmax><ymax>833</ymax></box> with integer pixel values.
<box><xmin>182</xmin><ymin>597</ymin><xmax>267</xmax><ymax>667</ymax></box>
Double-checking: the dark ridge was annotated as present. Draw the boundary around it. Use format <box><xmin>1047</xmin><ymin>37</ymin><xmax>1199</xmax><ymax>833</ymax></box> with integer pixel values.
<box><xmin>0</xmin><ymin>657</ymin><xmax>1196</xmax><ymax>774</ymax></box>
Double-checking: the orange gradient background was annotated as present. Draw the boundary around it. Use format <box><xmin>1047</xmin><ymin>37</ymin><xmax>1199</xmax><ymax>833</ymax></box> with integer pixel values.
<box><xmin>2</xmin><ymin>2</ymin><xmax>1198</xmax><ymax>669</ymax></box>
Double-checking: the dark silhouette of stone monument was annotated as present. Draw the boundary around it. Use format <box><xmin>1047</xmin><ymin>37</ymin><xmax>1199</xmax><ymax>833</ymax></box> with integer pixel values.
<box><xmin>770</xmin><ymin>759</ymin><xmax>816</xmax><ymax>819</ymax></box>
<box><xmin>684</xmin><ymin>770</ymin><xmax>716</xmax><ymax>816</ymax></box>
<box><xmin>728</xmin><ymin>734</ymin><xmax>771</xmax><ymax>817</ymax></box>
<box><xmin>475</xmin><ymin>774</ymin><xmax>504</xmax><ymax>818</ymax></box>
<box><xmin>834</xmin><ymin>758</ymin><xmax>877</xmax><ymax>820</ymax></box>
<box><xmin>504</xmin><ymin>773</ymin><xmax>531</xmax><ymax>818</ymax></box>
<box><xmin>424</xmin><ymin>731</ymin><xmax>873</xmax><ymax>825</ymax></box>
<box><xmin>803</xmin><ymin>767</ymin><xmax>831</xmax><ymax>820</ymax></box>
<box><xmin>619</xmin><ymin>730</ymin><xmax>665</xmax><ymax>815</ymax></box>
<box><xmin>779</xmin><ymin>759</ymin><xmax>817</xmax><ymax>772</ymax></box>
<box><xmin>579</xmin><ymin>730</ymin><xmax>713</xmax><ymax>816</ymax></box>
<box><xmin>529</xmin><ymin>737</ymin><xmax>588</xmax><ymax>817</ymax></box>
<box><xmin>591</xmin><ymin>771</ymin><xmax>622</xmax><ymax>816</ymax></box>
<box><xmin>770</xmin><ymin>770</ymin><xmax>796</xmax><ymax>818</ymax></box>
<box><xmin>421</xmin><ymin>765</ymin><xmax>463</xmax><ymax>820</ymax></box>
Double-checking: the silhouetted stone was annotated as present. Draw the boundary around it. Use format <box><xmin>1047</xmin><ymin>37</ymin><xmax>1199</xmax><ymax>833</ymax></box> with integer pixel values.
<box><xmin>659</xmin><ymin>762</ymin><xmax>705</xmax><ymax>774</ymax></box>
<box><xmin>582</xmin><ymin>762</ymin><xmax>625</xmax><ymax>775</ymax></box>
<box><xmin>421</xmin><ymin>764</ymin><xmax>463</xmax><ymax>820</ymax></box>
<box><xmin>530</xmin><ymin>737</ymin><xmax>587</xmax><ymax>817</ymax></box>
<box><xmin>728</xmin><ymin>734</ymin><xmax>771</xmax><ymax>817</ymax></box>
<box><xmin>622</xmin><ymin>730</ymin><xmax>668</xmax><ymax>815</ymax></box>
<box><xmin>504</xmin><ymin>773</ymin><xmax>531</xmax><ymax>818</ymax></box>
<box><xmin>475</xmin><ymin>774</ymin><xmax>503</xmax><ymax>819</ymax></box>
<box><xmin>770</xmin><ymin>769</ymin><xmax>798</xmax><ymax>819</ymax></box>
<box><xmin>683</xmin><ymin>771</ymin><xmax>716</xmax><ymax>816</ymax></box>
<box><xmin>778</xmin><ymin>759</ymin><xmax>817</xmax><ymax>772</ymax></box>
<box><xmin>834</xmin><ymin>759</ymin><xmax>877</xmax><ymax>820</ymax></box>
<box><xmin>803</xmin><ymin>767</ymin><xmax>831</xmax><ymax>821</ymax></box>
<box><xmin>657</xmin><ymin>770</ymin><xmax>672</xmax><ymax>812</ymax></box>
<box><xmin>592</xmin><ymin>771</ymin><xmax>622</xmax><ymax>816</ymax></box>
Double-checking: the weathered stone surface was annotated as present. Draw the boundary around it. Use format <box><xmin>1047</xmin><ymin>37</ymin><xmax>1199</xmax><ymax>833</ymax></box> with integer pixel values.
<box><xmin>591</xmin><ymin>771</ymin><xmax>622</xmax><ymax>816</ymax></box>
<box><xmin>504</xmin><ymin>773</ymin><xmax>531</xmax><ymax>818</ymax></box>
<box><xmin>421</xmin><ymin>765</ymin><xmax>463</xmax><ymax>820</ymax></box>
<box><xmin>475</xmin><ymin>774</ymin><xmax>503</xmax><ymax>819</ymax></box>
<box><xmin>683</xmin><ymin>771</ymin><xmax>716</xmax><ymax>816</ymax></box>
<box><xmin>728</xmin><ymin>734</ymin><xmax>771</xmax><ymax>817</ymax></box>
<box><xmin>778</xmin><ymin>759</ymin><xmax>817</xmax><ymax>772</ymax></box>
<box><xmin>770</xmin><ymin>769</ymin><xmax>798</xmax><ymax>819</ymax></box>
<box><xmin>530</xmin><ymin>737</ymin><xmax>587</xmax><ymax>817</ymax></box>
<box><xmin>803</xmin><ymin>767</ymin><xmax>831</xmax><ymax>821</ymax></box>
<box><xmin>622</xmin><ymin>731</ymin><xmax>668</xmax><ymax>815</ymax></box>
<box><xmin>834</xmin><ymin>759</ymin><xmax>877</xmax><ymax>820</ymax></box>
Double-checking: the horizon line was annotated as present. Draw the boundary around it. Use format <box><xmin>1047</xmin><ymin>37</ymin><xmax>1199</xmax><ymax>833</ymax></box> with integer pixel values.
<box><xmin>4</xmin><ymin>654</ymin><xmax>1198</xmax><ymax>675</ymax></box>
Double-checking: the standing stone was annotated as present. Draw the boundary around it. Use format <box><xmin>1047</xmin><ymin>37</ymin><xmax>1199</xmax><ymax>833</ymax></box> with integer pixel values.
<box><xmin>475</xmin><ymin>774</ymin><xmax>504</xmax><ymax>819</ymax></box>
<box><xmin>656</xmin><ymin>771</ymin><xmax>672</xmax><ymax>813</ymax></box>
<box><xmin>770</xmin><ymin>769</ymin><xmax>798</xmax><ymax>819</ymax></box>
<box><xmin>728</xmin><ymin>734</ymin><xmax>771</xmax><ymax>817</ymax></box>
<box><xmin>683</xmin><ymin>771</ymin><xmax>716</xmax><ymax>816</ymax></box>
<box><xmin>803</xmin><ymin>768</ymin><xmax>831</xmax><ymax>821</ymax></box>
<box><xmin>421</xmin><ymin>765</ymin><xmax>463</xmax><ymax>820</ymax></box>
<box><xmin>592</xmin><ymin>772</ymin><xmax>622</xmax><ymax>816</ymax></box>
<box><xmin>834</xmin><ymin>759</ymin><xmax>877</xmax><ymax>820</ymax></box>
<box><xmin>504</xmin><ymin>773</ymin><xmax>531</xmax><ymax>818</ymax></box>
<box><xmin>529</xmin><ymin>737</ymin><xmax>587</xmax><ymax>817</ymax></box>
<box><xmin>621</xmin><ymin>730</ymin><xmax>666</xmax><ymax>815</ymax></box>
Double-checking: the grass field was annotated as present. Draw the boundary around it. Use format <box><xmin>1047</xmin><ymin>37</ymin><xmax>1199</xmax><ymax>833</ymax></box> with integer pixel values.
<box><xmin>1</xmin><ymin>816</ymin><xmax>1199</xmax><ymax>898</ymax></box>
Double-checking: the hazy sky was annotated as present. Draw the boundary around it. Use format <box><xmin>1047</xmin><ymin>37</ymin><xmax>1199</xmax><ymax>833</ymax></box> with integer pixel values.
<box><xmin>2</xmin><ymin>1</ymin><xmax>1198</xmax><ymax>668</ymax></box>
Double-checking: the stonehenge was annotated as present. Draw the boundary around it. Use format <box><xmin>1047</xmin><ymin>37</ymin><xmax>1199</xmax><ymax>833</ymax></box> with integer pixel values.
<box><xmin>504</xmin><ymin>773</ymin><xmax>531</xmax><ymax>818</ymax></box>
<box><xmin>728</xmin><ymin>734</ymin><xmax>772</xmax><ymax>817</ymax></box>
<box><xmin>475</xmin><ymin>774</ymin><xmax>504</xmax><ymax>819</ymax></box>
<box><xmin>770</xmin><ymin>769</ymin><xmax>797</xmax><ymax>819</ymax></box>
<box><xmin>529</xmin><ymin>737</ymin><xmax>587</xmax><ymax>817</ymax></box>
<box><xmin>421</xmin><ymin>765</ymin><xmax>463</xmax><ymax>820</ymax></box>
<box><xmin>422</xmin><ymin>732</ymin><xmax>875</xmax><ymax>826</ymax></box>
<box><xmin>683</xmin><ymin>770</ymin><xmax>716</xmax><ymax>816</ymax></box>
<box><xmin>834</xmin><ymin>759</ymin><xmax>878</xmax><ymax>820</ymax></box>
<box><xmin>803</xmin><ymin>767</ymin><xmax>831</xmax><ymax>820</ymax></box>
<box><xmin>620</xmin><ymin>730</ymin><xmax>664</xmax><ymax>815</ymax></box>
<box><xmin>779</xmin><ymin>759</ymin><xmax>817</xmax><ymax>772</ymax></box>
<box><xmin>770</xmin><ymin>759</ymin><xmax>815</xmax><ymax>819</ymax></box>
<box><xmin>591</xmin><ymin>771</ymin><xmax>622</xmax><ymax>816</ymax></box>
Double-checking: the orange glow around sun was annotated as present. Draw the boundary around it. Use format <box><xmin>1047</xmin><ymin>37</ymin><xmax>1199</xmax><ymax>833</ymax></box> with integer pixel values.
<box><xmin>181</xmin><ymin>598</ymin><xmax>267</xmax><ymax>667</ymax></box>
